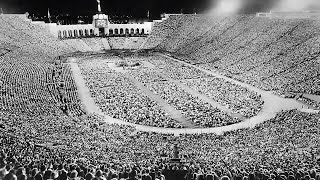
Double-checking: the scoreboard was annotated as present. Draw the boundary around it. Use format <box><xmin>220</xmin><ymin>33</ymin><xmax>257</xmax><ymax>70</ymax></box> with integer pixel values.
<box><xmin>94</xmin><ymin>14</ymin><xmax>109</xmax><ymax>28</ymax></box>
<box><xmin>95</xmin><ymin>19</ymin><xmax>108</xmax><ymax>28</ymax></box>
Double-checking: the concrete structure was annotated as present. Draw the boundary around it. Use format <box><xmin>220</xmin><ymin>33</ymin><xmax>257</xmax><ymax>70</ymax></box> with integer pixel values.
<box><xmin>47</xmin><ymin>16</ymin><xmax>153</xmax><ymax>39</ymax></box>
<box><xmin>47</xmin><ymin>0</ymin><xmax>153</xmax><ymax>39</ymax></box>
<box><xmin>50</xmin><ymin>24</ymin><xmax>95</xmax><ymax>39</ymax></box>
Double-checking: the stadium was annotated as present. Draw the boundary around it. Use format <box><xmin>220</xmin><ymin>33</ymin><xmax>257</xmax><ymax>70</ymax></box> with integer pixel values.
<box><xmin>0</xmin><ymin>0</ymin><xmax>320</xmax><ymax>179</ymax></box>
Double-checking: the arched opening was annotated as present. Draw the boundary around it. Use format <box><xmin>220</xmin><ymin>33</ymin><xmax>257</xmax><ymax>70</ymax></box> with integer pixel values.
<box><xmin>90</xmin><ymin>29</ymin><xmax>94</xmax><ymax>36</ymax></box>
<box><xmin>85</xmin><ymin>29</ymin><xmax>89</xmax><ymax>36</ymax></box>
<box><xmin>109</xmin><ymin>29</ymin><xmax>114</xmax><ymax>35</ymax></box>
<box><xmin>125</xmin><ymin>28</ymin><xmax>129</xmax><ymax>35</ymax></box>
<box><xmin>58</xmin><ymin>31</ymin><xmax>62</xmax><ymax>39</ymax></box>
<box><xmin>115</xmin><ymin>29</ymin><xmax>119</xmax><ymax>35</ymax></box>
<box><xmin>120</xmin><ymin>28</ymin><xmax>124</xmax><ymax>34</ymax></box>
<box><xmin>136</xmin><ymin>28</ymin><xmax>140</xmax><ymax>35</ymax></box>
<box><xmin>74</xmin><ymin>30</ymin><xmax>78</xmax><ymax>37</ymax></box>
<box><xmin>130</xmin><ymin>28</ymin><xmax>134</xmax><ymax>35</ymax></box>
<box><xmin>63</xmin><ymin>30</ymin><xmax>67</xmax><ymax>38</ymax></box>
<box><xmin>141</xmin><ymin>29</ymin><xmax>145</xmax><ymax>35</ymax></box>
<box><xmin>79</xmin><ymin>29</ymin><xmax>84</xmax><ymax>37</ymax></box>
<box><xmin>68</xmin><ymin>30</ymin><xmax>73</xmax><ymax>37</ymax></box>
<box><xmin>99</xmin><ymin>28</ymin><xmax>105</xmax><ymax>36</ymax></box>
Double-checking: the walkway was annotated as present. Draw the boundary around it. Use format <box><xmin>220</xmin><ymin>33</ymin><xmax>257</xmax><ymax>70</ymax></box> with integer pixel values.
<box><xmin>124</xmin><ymin>75</ymin><xmax>195</xmax><ymax>128</ymax></box>
<box><xmin>70</xmin><ymin>54</ymin><xmax>319</xmax><ymax>136</ymax></box>
<box><xmin>303</xmin><ymin>94</ymin><xmax>320</xmax><ymax>104</ymax></box>
<box><xmin>107</xmin><ymin>62</ymin><xmax>195</xmax><ymax>127</ymax></box>
<box><xmin>69</xmin><ymin>62</ymin><xmax>101</xmax><ymax>114</ymax></box>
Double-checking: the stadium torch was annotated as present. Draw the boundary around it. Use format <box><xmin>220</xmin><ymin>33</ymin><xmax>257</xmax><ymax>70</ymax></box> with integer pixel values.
<box><xmin>48</xmin><ymin>8</ymin><xmax>52</xmax><ymax>23</ymax></box>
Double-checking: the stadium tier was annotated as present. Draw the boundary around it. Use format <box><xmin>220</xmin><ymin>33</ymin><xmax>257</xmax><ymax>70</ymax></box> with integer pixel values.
<box><xmin>0</xmin><ymin>14</ymin><xmax>320</xmax><ymax>180</ymax></box>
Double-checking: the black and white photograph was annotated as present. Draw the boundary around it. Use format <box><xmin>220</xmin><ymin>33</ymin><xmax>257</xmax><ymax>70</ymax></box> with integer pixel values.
<box><xmin>0</xmin><ymin>0</ymin><xmax>320</xmax><ymax>179</ymax></box>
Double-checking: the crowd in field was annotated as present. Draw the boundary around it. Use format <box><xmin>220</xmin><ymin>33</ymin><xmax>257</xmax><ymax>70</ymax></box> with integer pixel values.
<box><xmin>146</xmin><ymin>55</ymin><xmax>212</xmax><ymax>80</ymax></box>
<box><xmin>128</xmin><ymin>69</ymin><xmax>167</xmax><ymax>83</ymax></box>
<box><xmin>78</xmin><ymin>53</ymin><xmax>266</xmax><ymax>128</ymax></box>
<box><xmin>146</xmin><ymin>81</ymin><xmax>239</xmax><ymax>127</ymax></box>
<box><xmin>79</xmin><ymin>58</ymin><xmax>183</xmax><ymax>128</ymax></box>
<box><xmin>181</xmin><ymin>78</ymin><xmax>263</xmax><ymax>118</ymax></box>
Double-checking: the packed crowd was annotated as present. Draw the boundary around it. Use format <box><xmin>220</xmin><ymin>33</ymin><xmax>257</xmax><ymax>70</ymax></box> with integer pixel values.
<box><xmin>287</xmin><ymin>77</ymin><xmax>320</xmax><ymax>96</ymax></box>
<box><xmin>144</xmin><ymin>14</ymin><xmax>320</xmax><ymax>100</ymax></box>
<box><xmin>0</xmin><ymin>49</ymin><xmax>62</xmax><ymax>117</ymax></box>
<box><xmin>1</xmin><ymin>110</ymin><xmax>320</xmax><ymax>180</ymax></box>
<box><xmin>59</xmin><ymin>64</ymin><xmax>86</xmax><ymax>116</ymax></box>
<box><xmin>238</xmin><ymin>35</ymin><xmax>320</xmax><ymax>92</ymax></box>
<box><xmin>107</xmin><ymin>37</ymin><xmax>147</xmax><ymax>50</ymax></box>
<box><xmin>79</xmin><ymin>58</ymin><xmax>183</xmax><ymax>128</ymax></box>
<box><xmin>297</xmin><ymin>96</ymin><xmax>320</xmax><ymax>109</ymax></box>
<box><xmin>63</xmin><ymin>39</ymin><xmax>93</xmax><ymax>52</ymax></box>
<box><xmin>181</xmin><ymin>78</ymin><xmax>263</xmax><ymax>118</ymax></box>
<box><xmin>128</xmin><ymin>69</ymin><xmax>167</xmax><ymax>83</ymax></box>
<box><xmin>143</xmin><ymin>15</ymin><xmax>184</xmax><ymax>50</ymax></box>
<box><xmin>146</xmin><ymin>55</ymin><xmax>212</xmax><ymax>80</ymax></box>
<box><xmin>81</xmin><ymin>38</ymin><xmax>106</xmax><ymax>52</ymax></box>
<box><xmin>116</xmin><ymin>54</ymin><xmax>167</xmax><ymax>83</ymax></box>
<box><xmin>0</xmin><ymin>50</ymin><xmax>85</xmax><ymax>118</ymax></box>
<box><xmin>146</xmin><ymin>81</ymin><xmax>239</xmax><ymax>127</ymax></box>
<box><xmin>0</xmin><ymin>14</ymin><xmax>90</xmax><ymax>129</ymax></box>
<box><xmin>77</xmin><ymin>53</ymin><xmax>264</xmax><ymax>128</ymax></box>
<box><xmin>0</xmin><ymin>15</ymin><xmax>73</xmax><ymax>57</ymax></box>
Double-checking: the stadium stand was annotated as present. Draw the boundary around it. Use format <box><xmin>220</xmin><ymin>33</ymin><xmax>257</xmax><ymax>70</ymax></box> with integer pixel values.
<box><xmin>101</xmin><ymin>37</ymin><xmax>112</xmax><ymax>50</ymax></box>
<box><xmin>107</xmin><ymin>37</ymin><xmax>126</xmax><ymax>49</ymax></box>
<box><xmin>62</xmin><ymin>39</ymin><xmax>93</xmax><ymax>52</ymax></box>
<box><xmin>143</xmin><ymin>15</ymin><xmax>186</xmax><ymax>49</ymax></box>
<box><xmin>1</xmin><ymin>110</ymin><xmax>319</xmax><ymax>180</ymax></box>
<box><xmin>144</xmin><ymin>15</ymin><xmax>320</xmax><ymax>96</ymax></box>
<box><xmin>82</xmin><ymin>38</ymin><xmax>105</xmax><ymax>52</ymax></box>
<box><xmin>59</xmin><ymin>64</ymin><xmax>86</xmax><ymax>116</ymax></box>
<box><xmin>107</xmin><ymin>37</ymin><xmax>147</xmax><ymax>50</ymax></box>
<box><xmin>0</xmin><ymin>15</ymin><xmax>73</xmax><ymax>56</ymax></box>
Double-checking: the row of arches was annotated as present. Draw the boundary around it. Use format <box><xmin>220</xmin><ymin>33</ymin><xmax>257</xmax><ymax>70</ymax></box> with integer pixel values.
<box><xmin>58</xmin><ymin>29</ymin><xmax>94</xmax><ymax>39</ymax></box>
<box><xmin>58</xmin><ymin>28</ymin><xmax>147</xmax><ymax>39</ymax></box>
<box><xmin>109</xmin><ymin>28</ymin><xmax>145</xmax><ymax>36</ymax></box>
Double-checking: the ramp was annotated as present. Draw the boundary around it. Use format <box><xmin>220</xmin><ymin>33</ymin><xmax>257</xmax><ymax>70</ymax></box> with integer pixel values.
<box><xmin>101</xmin><ymin>38</ymin><xmax>111</xmax><ymax>50</ymax></box>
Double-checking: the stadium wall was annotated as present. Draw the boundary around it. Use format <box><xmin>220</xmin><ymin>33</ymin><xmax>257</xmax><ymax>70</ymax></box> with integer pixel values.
<box><xmin>46</xmin><ymin>22</ymin><xmax>153</xmax><ymax>39</ymax></box>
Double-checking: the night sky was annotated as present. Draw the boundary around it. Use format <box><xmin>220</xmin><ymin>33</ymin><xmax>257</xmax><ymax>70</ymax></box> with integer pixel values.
<box><xmin>0</xmin><ymin>0</ymin><xmax>212</xmax><ymax>17</ymax></box>
<box><xmin>0</xmin><ymin>0</ymin><xmax>296</xmax><ymax>18</ymax></box>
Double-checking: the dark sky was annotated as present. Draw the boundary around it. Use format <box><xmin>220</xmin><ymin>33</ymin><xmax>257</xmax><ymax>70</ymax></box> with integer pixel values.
<box><xmin>0</xmin><ymin>0</ymin><xmax>211</xmax><ymax>17</ymax></box>
<box><xmin>0</xmin><ymin>0</ymin><xmax>278</xmax><ymax>18</ymax></box>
